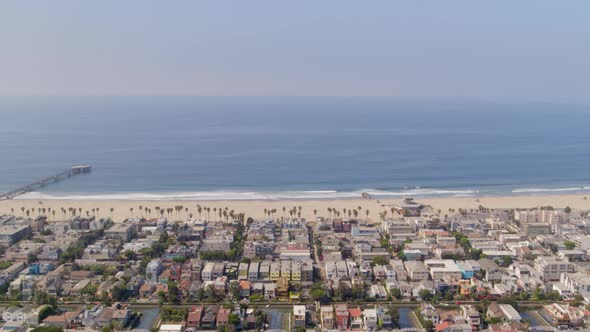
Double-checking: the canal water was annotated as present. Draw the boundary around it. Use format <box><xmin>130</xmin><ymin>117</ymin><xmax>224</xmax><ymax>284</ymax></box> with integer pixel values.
<box><xmin>520</xmin><ymin>310</ymin><xmax>551</xmax><ymax>328</ymax></box>
<box><xmin>135</xmin><ymin>308</ymin><xmax>160</xmax><ymax>330</ymax></box>
<box><xmin>398</xmin><ymin>307</ymin><xmax>416</xmax><ymax>329</ymax></box>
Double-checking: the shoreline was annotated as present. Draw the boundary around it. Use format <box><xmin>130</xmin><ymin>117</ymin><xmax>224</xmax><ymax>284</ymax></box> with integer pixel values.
<box><xmin>1</xmin><ymin>193</ymin><xmax>589</xmax><ymax>222</ymax></box>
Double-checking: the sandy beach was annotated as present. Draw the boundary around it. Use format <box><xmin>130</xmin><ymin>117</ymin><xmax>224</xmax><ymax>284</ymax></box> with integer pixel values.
<box><xmin>1</xmin><ymin>194</ymin><xmax>589</xmax><ymax>223</ymax></box>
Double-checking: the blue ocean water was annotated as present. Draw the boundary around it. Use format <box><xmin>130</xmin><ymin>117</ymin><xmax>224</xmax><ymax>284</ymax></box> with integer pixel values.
<box><xmin>1</xmin><ymin>96</ymin><xmax>590</xmax><ymax>200</ymax></box>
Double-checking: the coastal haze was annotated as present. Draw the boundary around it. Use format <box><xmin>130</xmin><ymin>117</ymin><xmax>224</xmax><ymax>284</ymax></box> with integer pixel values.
<box><xmin>3</xmin><ymin>2</ymin><xmax>590</xmax><ymax>332</ymax></box>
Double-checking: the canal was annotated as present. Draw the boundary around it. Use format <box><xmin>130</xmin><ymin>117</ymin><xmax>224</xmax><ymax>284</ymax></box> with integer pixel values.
<box><xmin>135</xmin><ymin>307</ymin><xmax>160</xmax><ymax>330</ymax></box>
<box><xmin>520</xmin><ymin>309</ymin><xmax>551</xmax><ymax>328</ymax></box>
<box><xmin>398</xmin><ymin>307</ymin><xmax>419</xmax><ymax>329</ymax></box>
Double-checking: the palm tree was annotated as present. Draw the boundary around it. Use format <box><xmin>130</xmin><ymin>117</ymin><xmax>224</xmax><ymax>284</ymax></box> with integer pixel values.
<box><xmin>130</xmin><ymin>207</ymin><xmax>134</xmax><ymax>217</ymax></box>
<box><xmin>313</xmin><ymin>209</ymin><xmax>317</xmax><ymax>217</ymax></box>
<box><xmin>10</xmin><ymin>208</ymin><xmax>14</xmax><ymax>215</ymax></box>
<box><xmin>110</xmin><ymin>207</ymin><xmax>114</xmax><ymax>218</ymax></box>
<box><xmin>20</xmin><ymin>207</ymin><xmax>25</xmax><ymax>216</ymax></box>
<box><xmin>282</xmin><ymin>207</ymin><xmax>286</xmax><ymax>217</ymax></box>
<box><xmin>51</xmin><ymin>210</ymin><xmax>56</xmax><ymax>221</ymax></box>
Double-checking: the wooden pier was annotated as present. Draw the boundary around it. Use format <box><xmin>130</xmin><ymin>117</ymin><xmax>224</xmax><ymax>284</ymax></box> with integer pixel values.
<box><xmin>0</xmin><ymin>165</ymin><xmax>92</xmax><ymax>200</ymax></box>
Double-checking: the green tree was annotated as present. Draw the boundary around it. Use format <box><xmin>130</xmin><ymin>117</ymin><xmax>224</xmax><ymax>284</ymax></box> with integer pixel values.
<box><xmin>228</xmin><ymin>313</ymin><xmax>240</xmax><ymax>326</ymax></box>
<box><xmin>168</xmin><ymin>281</ymin><xmax>180</xmax><ymax>304</ymax></box>
<box><xmin>564</xmin><ymin>240</ymin><xmax>576</xmax><ymax>250</ymax></box>
<box><xmin>418</xmin><ymin>289</ymin><xmax>433</xmax><ymax>301</ymax></box>
<box><xmin>389</xmin><ymin>287</ymin><xmax>402</xmax><ymax>300</ymax></box>
<box><xmin>38</xmin><ymin>305</ymin><xmax>55</xmax><ymax>323</ymax></box>
<box><xmin>371</xmin><ymin>256</ymin><xmax>389</xmax><ymax>266</ymax></box>
<box><xmin>310</xmin><ymin>283</ymin><xmax>329</xmax><ymax>303</ymax></box>
<box><xmin>123</xmin><ymin>250</ymin><xmax>137</xmax><ymax>261</ymax></box>
<box><xmin>229</xmin><ymin>282</ymin><xmax>240</xmax><ymax>299</ymax></box>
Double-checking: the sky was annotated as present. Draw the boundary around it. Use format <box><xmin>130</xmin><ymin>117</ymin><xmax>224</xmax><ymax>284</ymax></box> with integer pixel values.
<box><xmin>1</xmin><ymin>1</ymin><xmax>590</xmax><ymax>101</ymax></box>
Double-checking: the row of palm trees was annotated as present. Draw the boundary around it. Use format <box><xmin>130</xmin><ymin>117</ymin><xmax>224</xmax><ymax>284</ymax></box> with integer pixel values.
<box><xmin>9</xmin><ymin>203</ymin><xmax>386</xmax><ymax>222</ymax></box>
<box><xmin>128</xmin><ymin>204</ymin><xmax>243</xmax><ymax>223</ymax></box>
<box><xmin>260</xmin><ymin>205</ymin><xmax>376</xmax><ymax>221</ymax></box>
<box><xmin>10</xmin><ymin>206</ymin><xmax>115</xmax><ymax>221</ymax></box>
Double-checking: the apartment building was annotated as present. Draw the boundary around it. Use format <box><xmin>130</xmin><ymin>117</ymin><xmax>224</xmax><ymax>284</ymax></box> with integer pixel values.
<box><xmin>534</xmin><ymin>256</ymin><xmax>575</xmax><ymax>282</ymax></box>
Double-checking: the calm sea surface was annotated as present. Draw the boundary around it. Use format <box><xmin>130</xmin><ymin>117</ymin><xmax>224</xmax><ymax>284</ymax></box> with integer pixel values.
<box><xmin>1</xmin><ymin>97</ymin><xmax>590</xmax><ymax>200</ymax></box>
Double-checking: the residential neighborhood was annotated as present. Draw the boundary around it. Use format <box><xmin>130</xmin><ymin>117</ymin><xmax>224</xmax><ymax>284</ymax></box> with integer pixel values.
<box><xmin>0</xmin><ymin>201</ymin><xmax>589</xmax><ymax>331</ymax></box>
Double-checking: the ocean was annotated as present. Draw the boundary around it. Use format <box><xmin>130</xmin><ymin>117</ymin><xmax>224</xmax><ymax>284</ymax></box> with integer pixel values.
<box><xmin>1</xmin><ymin>96</ymin><xmax>590</xmax><ymax>200</ymax></box>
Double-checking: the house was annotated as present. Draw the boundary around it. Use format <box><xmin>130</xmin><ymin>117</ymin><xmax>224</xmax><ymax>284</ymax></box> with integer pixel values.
<box><xmin>461</xmin><ymin>305</ymin><xmax>481</xmax><ymax>328</ymax></box>
<box><xmin>139</xmin><ymin>283</ymin><xmax>155</xmax><ymax>298</ymax></box>
<box><xmin>487</xmin><ymin>303</ymin><xmax>505</xmax><ymax>321</ymax></box>
<box><xmin>376</xmin><ymin>307</ymin><xmax>393</xmax><ymax>329</ymax></box>
<box><xmin>542</xmin><ymin>303</ymin><xmax>588</xmax><ymax>327</ymax></box>
<box><xmin>147</xmin><ymin>259</ymin><xmax>163</xmax><ymax>283</ymax></box>
<box><xmin>348</xmin><ymin>307</ymin><xmax>363</xmax><ymax>331</ymax></box>
<box><xmin>405</xmin><ymin>261</ymin><xmax>430</xmax><ymax>282</ymax></box>
<box><xmin>248</xmin><ymin>262</ymin><xmax>259</xmax><ymax>281</ymax></box>
<box><xmin>216</xmin><ymin>308</ymin><xmax>231</xmax><ymax>328</ymax></box>
<box><xmin>334</xmin><ymin>304</ymin><xmax>349</xmax><ymax>330</ymax></box>
<box><xmin>42</xmin><ymin>310</ymin><xmax>83</xmax><ymax>330</ymax></box>
<box><xmin>363</xmin><ymin>308</ymin><xmax>378</xmax><ymax>330</ymax></box>
<box><xmin>251</xmin><ymin>282</ymin><xmax>264</xmax><ymax>296</ymax></box>
<box><xmin>105</xmin><ymin>222</ymin><xmax>137</xmax><ymax>241</ymax></box>
<box><xmin>201</xmin><ymin>305</ymin><xmax>218</xmax><ymax>330</ymax></box>
<box><xmin>478</xmin><ymin>258</ymin><xmax>505</xmax><ymax>283</ymax></box>
<box><xmin>534</xmin><ymin>256</ymin><xmax>575</xmax><ymax>282</ymax></box>
<box><xmin>293</xmin><ymin>305</ymin><xmax>306</xmax><ymax>328</ymax></box>
<box><xmin>276</xmin><ymin>276</ymin><xmax>289</xmax><ymax>300</ymax></box>
<box><xmin>320</xmin><ymin>306</ymin><xmax>334</xmax><ymax>330</ymax></box>
<box><xmin>264</xmin><ymin>283</ymin><xmax>276</xmax><ymax>300</ymax></box>
<box><xmin>186</xmin><ymin>305</ymin><xmax>203</xmax><ymax>328</ymax></box>
<box><xmin>239</xmin><ymin>280</ymin><xmax>251</xmax><ymax>298</ymax></box>
<box><xmin>420</xmin><ymin>304</ymin><xmax>440</xmax><ymax>324</ymax></box>
<box><xmin>112</xmin><ymin>309</ymin><xmax>132</xmax><ymax>328</ymax></box>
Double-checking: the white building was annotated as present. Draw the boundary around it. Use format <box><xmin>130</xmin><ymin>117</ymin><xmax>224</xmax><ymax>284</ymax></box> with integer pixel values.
<box><xmin>534</xmin><ymin>256</ymin><xmax>575</xmax><ymax>282</ymax></box>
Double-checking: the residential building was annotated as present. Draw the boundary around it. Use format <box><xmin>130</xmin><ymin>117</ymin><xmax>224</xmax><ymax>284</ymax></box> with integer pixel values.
<box><xmin>534</xmin><ymin>256</ymin><xmax>575</xmax><ymax>282</ymax></box>
<box><xmin>335</xmin><ymin>304</ymin><xmax>349</xmax><ymax>330</ymax></box>
<box><xmin>404</xmin><ymin>261</ymin><xmax>430</xmax><ymax>282</ymax></box>
<box><xmin>293</xmin><ymin>305</ymin><xmax>306</xmax><ymax>328</ymax></box>
<box><xmin>363</xmin><ymin>308</ymin><xmax>377</xmax><ymax>330</ymax></box>
<box><xmin>0</xmin><ymin>225</ymin><xmax>32</xmax><ymax>246</ymax></box>
<box><xmin>320</xmin><ymin>306</ymin><xmax>334</xmax><ymax>330</ymax></box>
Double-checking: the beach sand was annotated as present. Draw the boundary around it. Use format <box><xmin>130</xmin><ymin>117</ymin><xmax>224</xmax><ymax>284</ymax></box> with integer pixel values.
<box><xmin>1</xmin><ymin>194</ymin><xmax>589</xmax><ymax>223</ymax></box>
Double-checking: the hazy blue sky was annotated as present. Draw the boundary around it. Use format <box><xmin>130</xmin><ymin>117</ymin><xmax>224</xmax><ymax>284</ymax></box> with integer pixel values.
<box><xmin>1</xmin><ymin>1</ymin><xmax>590</xmax><ymax>100</ymax></box>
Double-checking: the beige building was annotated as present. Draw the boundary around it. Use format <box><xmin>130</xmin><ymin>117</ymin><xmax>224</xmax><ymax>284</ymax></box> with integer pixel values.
<box><xmin>534</xmin><ymin>256</ymin><xmax>574</xmax><ymax>282</ymax></box>
<box><xmin>404</xmin><ymin>261</ymin><xmax>429</xmax><ymax>282</ymax></box>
